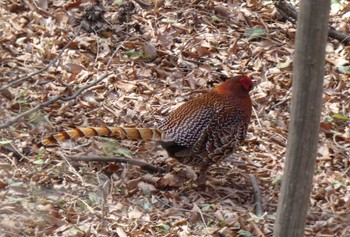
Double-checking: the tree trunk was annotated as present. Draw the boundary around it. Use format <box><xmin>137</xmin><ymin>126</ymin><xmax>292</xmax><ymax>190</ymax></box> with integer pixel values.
<box><xmin>273</xmin><ymin>1</ymin><xmax>330</xmax><ymax>236</ymax></box>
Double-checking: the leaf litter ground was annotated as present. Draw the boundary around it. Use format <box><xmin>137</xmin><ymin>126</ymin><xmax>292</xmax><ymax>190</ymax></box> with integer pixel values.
<box><xmin>0</xmin><ymin>0</ymin><xmax>349</xmax><ymax>236</ymax></box>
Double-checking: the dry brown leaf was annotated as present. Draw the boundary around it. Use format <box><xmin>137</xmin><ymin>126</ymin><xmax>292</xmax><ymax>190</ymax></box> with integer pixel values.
<box><xmin>1</xmin><ymin>1</ymin><xmax>350</xmax><ymax>236</ymax></box>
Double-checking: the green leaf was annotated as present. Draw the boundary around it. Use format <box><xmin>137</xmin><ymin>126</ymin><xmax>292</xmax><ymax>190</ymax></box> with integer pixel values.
<box><xmin>200</xmin><ymin>203</ymin><xmax>214</xmax><ymax>211</ymax></box>
<box><xmin>102</xmin><ymin>140</ymin><xmax>133</xmax><ymax>158</ymax></box>
<box><xmin>115</xmin><ymin>0</ymin><xmax>124</xmax><ymax>6</ymax></box>
<box><xmin>332</xmin><ymin>181</ymin><xmax>342</xmax><ymax>189</ymax></box>
<box><xmin>244</xmin><ymin>26</ymin><xmax>266</xmax><ymax>40</ymax></box>
<box><xmin>49</xmin><ymin>169</ymin><xmax>60</xmax><ymax>175</ymax></box>
<box><xmin>33</xmin><ymin>159</ymin><xmax>45</xmax><ymax>165</ymax></box>
<box><xmin>276</xmin><ymin>60</ymin><xmax>292</xmax><ymax>69</ymax></box>
<box><xmin>140</xmin><ymin>199</ymin><xmax>153</xmax><ymax>212</ymax></box>
<box><xmin>248</xmin><ymin>214</ymin><xmax>264</xmax><ymax>223</ymax></box>
<box><xmin>0</xmin><ymin>139</ymin><xmax>12</xmax><ymax>145</ymax></box>
<box><xmin>337</xmin><ymin>65</ymin><xmax>350</xmax><ymax>74</ymax></box>
<box><xmin>267</xmin><ymin>213</ymin><xmax>276</xmax><ymax>220</ymax></box>
<box><xmin>157</xmin><ymin>224</ymin><xmax>170</xmax><ymax>233</ymax></box>
<box><xmin>16</xmin><ymin>99</ymin><xmax>28</xmax><ymax>105</ymax></box>
<box><xmin>211</xmin><ymin>15</ymin><xmax>220</xmax><ymax>22</ymax></box>
<box><xmin>272</xmin><ymin>175</ymin><xmax>283</xmax><ymax>185</ymax></box>
<box><xmin>124</xmin><ymin>50</ymin><xmax>143</xmax><ymax>58</ymax></box>
<box><xmin>36</xmin><ymin>149</ymin><xmax>45</xmax><ymax>160</ymax></box>
<box><xmin>332</xmin><ymin>113</ymin><xmax>350</xmax><ymax>121</ymax></box>
<box><xmin>88</xmin><ymin>192</ymin><xmax>101</xmax><ymax>205</ymax></box>
<box><xmin>238</xmin><ymin>229</ymin><xmax>253</xmax><ymax>237</ymax></box>
<box><xmin>69</xmin><ymin>228</ymin><xmax>83</xmax><ymax>234</ymax></box>
<box><xmin>218</xmin><ymin>220</ymin><xmax>226</xmax><ymax>227</ymax></box>
<box><xmin>28</xmin><ymin>110</ymin><xmax>47</xmax><ymax>125</ymax></box>
<box><xmin>114</xmin><ymin>147</ymin><xmax>133</xmax><ymax>158</ymax></box>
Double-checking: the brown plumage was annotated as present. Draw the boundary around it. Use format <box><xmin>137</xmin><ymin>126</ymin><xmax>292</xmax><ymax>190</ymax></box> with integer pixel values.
<box><xmin>36</xmin><ymin>76</ymin><xmax>253</xmax><ymax>184</ymax></box>
<box><xmin>36</xmin><ymin>127</ymin><xmax>166</xmax><ymax>147</ymax></box>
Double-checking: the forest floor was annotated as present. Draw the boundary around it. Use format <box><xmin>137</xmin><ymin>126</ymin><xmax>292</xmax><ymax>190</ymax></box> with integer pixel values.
<box><xmin>0</xmin><ymin>0</ymin><xmax>349</xmax><ymax>236</ymax></box>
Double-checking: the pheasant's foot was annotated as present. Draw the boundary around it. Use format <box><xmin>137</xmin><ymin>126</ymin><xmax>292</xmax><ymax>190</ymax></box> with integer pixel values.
<box><xmin>195</xmin><ymin>165</ymin><xmax>209</xmax><ymax>189</ymax></box>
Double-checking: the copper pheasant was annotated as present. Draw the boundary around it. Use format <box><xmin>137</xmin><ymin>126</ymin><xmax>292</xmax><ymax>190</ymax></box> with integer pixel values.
<box><xmin>36</xmin><ymin>76</ymin><xmax>253</xmax><ymax>184</ymax></box>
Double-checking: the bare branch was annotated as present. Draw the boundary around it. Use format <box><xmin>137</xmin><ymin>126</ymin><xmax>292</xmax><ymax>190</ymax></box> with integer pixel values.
<box><xmin>248</xmin><ymin>174</ymin><xmax>263</xmax><ymax>217</ymax></box>
<box><xmin>0</xmin><ymin>73</ymin><xmax>112</xmax><ymax>129</ymax></box>
<box><xmin>0</xmin><ymin>25</ymin><xmax>82</xmax><ymax>92</ymax></box>
<box><xmin>70</xmin><ymin>156</ymin><xmax>166</xmax><ymax>173</ymax></box>
<box><xmin>154</xmin><ymin>196</ymin><xmax>215</xmax><ymax>219</ymax></box>
<box><xmin>275</xmin><ymin>1</ymin><xmax>350</xmax><ymax>44</ymax></box>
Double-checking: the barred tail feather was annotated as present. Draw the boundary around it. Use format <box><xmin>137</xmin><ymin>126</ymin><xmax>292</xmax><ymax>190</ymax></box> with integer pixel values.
<box><xmin>34</xmin><ymin>127</ymin><xmax>166</xmax><ymax>149</ymax></box>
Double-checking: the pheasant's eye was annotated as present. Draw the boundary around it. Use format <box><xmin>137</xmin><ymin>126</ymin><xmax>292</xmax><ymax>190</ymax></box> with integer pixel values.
<box><xmin>240</xmin><ymin>77</ymin><xmax>253</xmax><ymax>91</ymax></box>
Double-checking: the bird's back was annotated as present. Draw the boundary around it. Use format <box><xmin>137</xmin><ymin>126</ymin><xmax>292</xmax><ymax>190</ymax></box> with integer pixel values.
<box><xmin>158</xmin><ymin>85</ymin><xmax>252</xmax><ymax>166</ymax></box>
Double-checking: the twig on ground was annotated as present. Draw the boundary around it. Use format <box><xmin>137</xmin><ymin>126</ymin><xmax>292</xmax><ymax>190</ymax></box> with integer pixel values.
<box><xmin>250</xmin><ymin>221</ymin><xmax>266</xmax><ymax>237</ymax></box>
<box><xmin>328</xmin><ymin>27</ymin><xmax>350</xmax><ymax>44</ymax></box>
<box><xmin>0</xmin><ymin>25</ymin><xmax>82</xmax><ymax>92</ymax></box>
<box><xmin>58</xmin><ymin>151</ymin><xmax>86</xmax><ymax>184</ymax></box>
<box><xmin>0</xmin><ymin>73</ymin><xmax>112</xmax><ymax>129</ymax></box>
<box><xmin>133</xmin><ymin>0</ymin><xmax>152</xmax><ymax>9</ymax></box>
<box><xmin>275</xmin><ymin>1</ymin><xmax>297</xmax><ymax>20</ymax></box>
<box><xmin>193</xmin><ymin>203</ymin><xmax>210</xmax><ymax>236</ymax></box>
<box><xmin>106</xmin><ymin>39</ymin><xmax>126</xmax><ymax>69</ymax></box>
<box><xmin>96</xmin><ymin>172</ymin><xmax>109</xmax><ymax>225</ymax></box>
<box><xmin>275</xmin><ymin>1</ymin><xmax>350</xmax><ymax>44</ymax></box>
<box><xmin>253</xmin><ymin>107</ymin><xmax>262</xmax><ymax>129</ymax></box>
<box><xmin>65</xmin><ymin>193</ymin><xmax>96</xmax><ymax>214</ymax></box>
<box><xmin>270</xmin><ymin>90</ymin><xmax>291</xmax><ymax>109</ymax></box>
<box><xmin>0</xmin><ymin>145</ymin><xmax>26</xmax><ymax>162</ymax></box>
<box><xmin>248</xmin><ymin>174</ymin><xmax>263</xmax><ymax>217</ymax></box>
<box><xmin>154</xmin><ymin>196</ymin><xmax>215</xmax><ymax>220</ymax></box>
<box><xmin>69</xmin><ymin>156</ymin><xmax>166</xmax><ymax>173</ymax></box>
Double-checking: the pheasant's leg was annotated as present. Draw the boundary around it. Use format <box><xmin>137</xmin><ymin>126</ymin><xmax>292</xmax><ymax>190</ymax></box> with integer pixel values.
<box><xmin>197</xmin><ymin>165</ymin><xmax>209</xmax><ymax>187</ymax></box>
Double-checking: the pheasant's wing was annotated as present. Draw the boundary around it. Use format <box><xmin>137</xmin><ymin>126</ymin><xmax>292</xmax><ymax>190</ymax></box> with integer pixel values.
<box><xmin>158</xmin><ymin>98</ymin><xmax>214</xmax><ymax>148</ymax></box>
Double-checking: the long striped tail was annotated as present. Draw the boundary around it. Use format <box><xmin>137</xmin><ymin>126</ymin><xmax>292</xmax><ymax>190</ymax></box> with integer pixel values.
<box><xmin>34</xmin><ymin>127</ymin><xmax>167</xmax><ymax>149</ymax></box>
